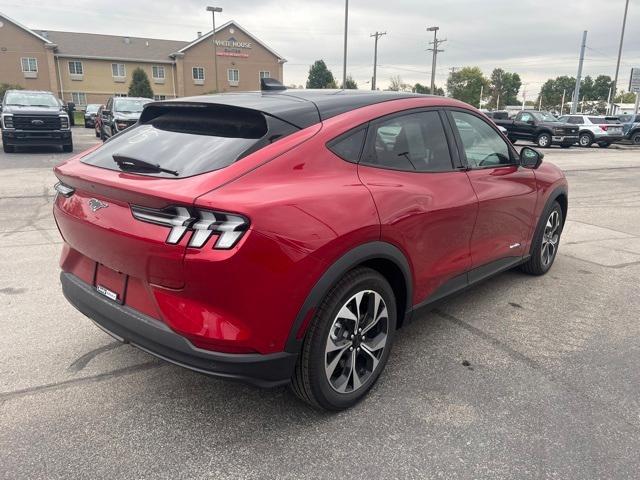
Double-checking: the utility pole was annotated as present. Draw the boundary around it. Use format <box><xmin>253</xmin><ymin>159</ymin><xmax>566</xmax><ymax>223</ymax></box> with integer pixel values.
<box><xmin>206</xmin><ymin>6</ymin><xmax>223</xmax><ymax>92</ymax></box>
<box><xmin>342</xmin><ymin>0</ymin><xmax>349</xmax><ymax>89</ymax></box>
<box><xmin>370</xmin><ymin>31</ymin><xmax>386</xmax><ymax>91</ymax></box>
<box><xmin>561</xmin><ymin>89</ymin><xmax>566</xmax><ymax>115</ymax></box>
<box><xmin>606</xmin><ymin>87</ymin><xmax>612</xmax><ymax>114</ymax></box>
<box><xmin>427</xmin><ymin>26</ymin><xmax>445</xmax><ymax>94</ymax></box>
<box><xmin>571</xmin><ymin>30</ymin><xmax>587</xmax><ymax>114</ymax></box>
<box><xmin>521</xmin><ymin>86</ymin><xmax>526</xmax><ymax>110</ymax></box>
<box><xmin>538</xmin><ymin>95</ymin><xmax>542</xmax><ymax>111</ymax></box>
<box><xmin>610</xmin><ymin>0</ymin><xmax>630</xmax><ymax>114</ymax></box>
<box><xmin>479</xmin><ymin>85</ymin><xmax>483</xmax><ymax>109</ymax></box>
<box><xmin>497</xmin><ymin>93</ymin><xmax>500</xmax><ymax>110</ymax></box>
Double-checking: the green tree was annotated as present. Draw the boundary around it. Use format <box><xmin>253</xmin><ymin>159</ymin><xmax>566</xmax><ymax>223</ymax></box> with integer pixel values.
<box><xmin>615</xmin><ymin>91</ymin><xmax>637</xmax><ymax>103</ymax></box>
<box><xmin>538</xmin><ymin>76</ymin><xmax>576</xmax><ymax>110</ymax></box>
<box><xmin>0</xmin><ymin>83</ymin><xmax>23</xmax><ymax>101</ymax></box>
<box><xmin>128</xmin><ymin>68</ymin><xmax>154</xmax><ymax>98</ymax></box>
<box><xmin>487</xmin><ymin>68</ymin><xmax>521</xmax><ymax>108</ymax></box>
<box><xmin>413</xmin><ymin>83</ymin><xmax>444</xmax><ymax>96</ymax></box>
<box><xmin>306</xmin><ymin>60</ymin><xmax>337</xmax><ymax>89</ymax></box>
<box><xmin>446</xmin><ymin>67</ymin><xmax>489</xmax><ymax>107</ymax></box>
<box><xmin>591</xmin><ymin>75</ymin><xmax>613</xmax><ymax>101</ymax></box>
<box><xmin>342</xmin><ymin>75</ymin><xmax>358</xmax><ymax>89</ymax></box>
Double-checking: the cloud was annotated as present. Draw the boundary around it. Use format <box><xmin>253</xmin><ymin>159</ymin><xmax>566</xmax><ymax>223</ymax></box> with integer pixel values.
<box><xmin>3</xmin><ymin>0</ymin><xmax>639</xmax><ymax>95</ymax></box>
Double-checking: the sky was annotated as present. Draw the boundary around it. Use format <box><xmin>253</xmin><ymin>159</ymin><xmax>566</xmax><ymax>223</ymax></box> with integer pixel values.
<box><xmin>2</xmin><ymin>0</ymin><xmax>639</xmax><ymax>99</ymax></box>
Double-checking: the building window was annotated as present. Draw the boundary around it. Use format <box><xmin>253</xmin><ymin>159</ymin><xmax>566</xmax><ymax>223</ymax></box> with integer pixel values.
<box><xmin>192</xmin><ymin>67</ymin><xmax>205</xmax><ymax>85</ymax></box>
<box><xmin>114</xmin><ymin>93</ymin><xmax>128</xmax><ymax>97</ymax></box>
<box><xmin>70</xmin><ymin>92</ymin><xmax>87</xmax><ymax>107</ymax></box>
<box><xmin>152</xmin><ymin>65</ymin><xmax>165</xmax><ymax>79</ymax></box>
<box><xmin>259</xmin><ymin>71</ymin><xmax>271</xmax><ymax>79</ymax></box>
<box><xmin>112</xmin><ymin>63</ymin><xmax>126</xmax><ymax>77</ymax></box>
<box><xmin>228</xmin><ymin>68</ymin><xmax>239</xmax><ymax>85</ymax></box>
<box><xmin>21</xmin><ymin>57</ymin><xmax>38</xmax><ymax>72</ymax></box>
<box><xmin>68</xmin><ymin>61</ymin><xmax>84</xmax><ymax>76</ymax></box>
<box><xmin>192</xmin><ymin>67</ymin><xmax>205</xmax><ymax>80</ymax></box>
<box><xmin>154</xmin><ymin>95</ymin><xmax>166</xmax><ymax>101</ymax></box>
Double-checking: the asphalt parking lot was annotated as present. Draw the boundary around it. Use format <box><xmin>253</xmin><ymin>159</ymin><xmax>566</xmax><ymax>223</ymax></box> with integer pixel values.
<box><xmin>1</xmin><ymin>128</ymin><xmax>639</xmax><ymax>479</ymax></box>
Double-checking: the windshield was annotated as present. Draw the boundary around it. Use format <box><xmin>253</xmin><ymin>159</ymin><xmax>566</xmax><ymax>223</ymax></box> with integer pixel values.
<box><xmin>532</xmin><ymin>111</ymin><xmax>559</xmax><ymax>122</ymax></box>
<box><xmin>4</xmin><ymin>91</ymin><xmax>59</xmax><ymax>107</ymax></box>
<box><xmin>86</xmin><ymin>104</ymin><xmax>101</xmax><ymax>114</ymax></box>
<box><xmin>114</xmin><ymin>98</ymin><xmax>152</xmax><ymax>113</ymax></box>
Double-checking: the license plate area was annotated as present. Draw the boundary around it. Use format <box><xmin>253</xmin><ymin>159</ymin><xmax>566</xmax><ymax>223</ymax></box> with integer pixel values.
<box><xmin>95</xmin><ymin>264</ymin><xmax>127</xmax><ymax>304</ymax></box>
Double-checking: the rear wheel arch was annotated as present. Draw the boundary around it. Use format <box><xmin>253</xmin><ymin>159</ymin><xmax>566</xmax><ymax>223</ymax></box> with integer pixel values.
<box><xmin>285</xmin><ymin>241</ymin><xmax>413</xmax><ymax>353</ymax></box>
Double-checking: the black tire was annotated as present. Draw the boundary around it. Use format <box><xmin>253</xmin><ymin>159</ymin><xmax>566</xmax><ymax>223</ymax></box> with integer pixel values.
<box><xmin>578</xmin><ymin>132</ymin><xmax>593</xmax><ymax>148</ymax></box>
<box><xmin>520</xmin><ymin>201</ymin><xmax>563</xmax><ymax>276</ymax></box>
<box><xmin>291</xmin><ymin>267</ymin><xmax>397</xmax><ymax>410</ymax></box>
<box><xmin>631</xmin><ymin>132</ymin><xmax>640</xmax><ymax>146</ymax></box>
<box><xmin>100</xmin><ymin>128</ymin><xmax>107</xmax><ymax>142</ymax></box>
<box><xmin>84</xmin><ymin>122</ymin><xmax>90</xmax><ymax>128</ymax></box>
<box><xmin>63</xmin><ymin>143</ymin><xmax>73</xmax><ymax>153</ymax></box>
<box><xmin>536</xmin><ymin>132</ymin><xmax>552</xmax><ymax>148</ymax></box>
<box><xmin>597</xmin><ymin>142</ymin><xmax>611</xmax><ymax>148</ymax></box>
<box><xmin>3</xmin><ymin>143</ymin><xmax>15</xmax><ymax>153</ymax></box>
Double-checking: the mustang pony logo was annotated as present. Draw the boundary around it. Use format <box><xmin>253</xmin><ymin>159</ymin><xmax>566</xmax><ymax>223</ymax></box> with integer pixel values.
<box><xmin>88</xmin><ymin>198</ymin><xmax>108</xmax><ymax>212</ymax></box>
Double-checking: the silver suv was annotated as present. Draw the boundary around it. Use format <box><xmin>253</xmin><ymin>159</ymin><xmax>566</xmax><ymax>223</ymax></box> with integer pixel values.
<box><xmin>557</xmin><ymin>115</ymin><xmax>624</xmax><ymax>148</ymax></box>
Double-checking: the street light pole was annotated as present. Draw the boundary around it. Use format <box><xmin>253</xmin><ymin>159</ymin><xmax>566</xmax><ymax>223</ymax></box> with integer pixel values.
<box><xmin>370</xmin><ymin>31</ymin><xmax>386</xmax><ymax>91</ymax></box>
<box><xmin>206</xmin><ymin>6</ymin><xmax>223</xmax><ymax>93</ymax></box>
<box><xmin>610</xmin><ymin>0</ymin><xmax>630</xmax><ymax>114</ymax></box>
<box><xmin>571</xmin><ymin>30</ymin><xmax>587</xmax><ymax>114</ymax></box>
<box><xmin>342</xmin><ymin>0</ymin><xmax>349</xmax><ymax>89</ymax></box>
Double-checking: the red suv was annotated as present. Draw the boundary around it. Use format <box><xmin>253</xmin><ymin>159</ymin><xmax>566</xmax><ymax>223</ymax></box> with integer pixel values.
<box><xmin>54</xmin><ymin>85</ymin><xmax>568</xmax><ymax>410</ymax></box>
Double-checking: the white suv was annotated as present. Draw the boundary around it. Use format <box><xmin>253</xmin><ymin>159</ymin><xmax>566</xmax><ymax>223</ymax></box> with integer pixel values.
<box><xmin>557</xmin><ymin>115</ymin><xmax>624</xmax><ymax>148</ymax></box>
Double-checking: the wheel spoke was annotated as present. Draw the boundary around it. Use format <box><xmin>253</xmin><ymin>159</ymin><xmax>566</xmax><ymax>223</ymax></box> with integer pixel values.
<box><xmin>360</xmin><ymin>344</ymin><xmax>380</xmax><ymax>371</ymax></box>
<box><xmin>353</xmin><ymin>291</ymin><xmax>365</xmax><ymax>329</ymax></box>
<box><xmin>351</xmin><ymin>349</ymin><xmax>361</xmax><ymax>391</ymax></box>
<box><xmin>325</xmin><ymin>344</ymin><xmax>350</xmax><ymax>378</ymax></box>
<box><xmin>363</xmin><ymin>332</ymin><xmax>387</xmax><ymax>352</ymax></box>
<box><xmin>326</xmin><ymin>337</ymin><xmax>352</xmax><ymax>354</ymax></box>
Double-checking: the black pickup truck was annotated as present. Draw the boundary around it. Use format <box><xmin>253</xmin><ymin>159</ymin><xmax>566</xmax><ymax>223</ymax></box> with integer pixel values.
<box><xmin>494</xmin><ymin>110</ymin><xmax>579</xmax><ymax>148</ymax></box>
<box><xmin>1</xmin><ymin>90</ymin><xmax>72</xmax><ymax>153</ymax></box>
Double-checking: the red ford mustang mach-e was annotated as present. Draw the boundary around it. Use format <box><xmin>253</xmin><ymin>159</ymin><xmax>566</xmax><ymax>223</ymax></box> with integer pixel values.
<box><xmin>54</xmin><ymin>82</ymin><xmax>568</xmax><ymax>410</ymax></box>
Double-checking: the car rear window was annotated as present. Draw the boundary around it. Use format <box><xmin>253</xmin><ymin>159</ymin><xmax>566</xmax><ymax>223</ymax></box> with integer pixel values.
<box><xmin>81</xmin><ymin>103</ymin><xmax>299</xmax><ymax>178</ymax></box>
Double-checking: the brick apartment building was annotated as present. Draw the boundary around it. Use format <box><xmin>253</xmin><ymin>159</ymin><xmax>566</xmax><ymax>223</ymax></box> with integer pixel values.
<box><xmin>0</xmin><ymin>11</ymin><xmax>286</xmax><ymax>107</ymax></box>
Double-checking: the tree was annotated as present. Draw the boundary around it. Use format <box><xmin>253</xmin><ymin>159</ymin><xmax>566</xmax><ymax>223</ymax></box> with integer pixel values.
<box><xmin>0</xmin><ymin>83</ymin><xmax>23</xmax><ymax>101</ymax></box>
<box><xmin>538</xmin><ymin>76</ymin><xmax>576</xmax><ymax>110</ymax></box>
<box><xmin>615</xmin><ymin>91</ymin><xmax>637</xmax><ymax>103</ymax></box>
<box><xmin>342</xmin><ymin>76</ymin><xmax>358</xmax><ymax>89</ymax></box>
<box><xmin>128</xmin><ymin>68</ymin><xmax>154</xmax><ymax>98</ymax></box>
<box><xmin>488</xmin><ymin>68</ymin><xmax>521</xmax><ymax>109</ymax></box>
<box><xmin>413</xmin><ymin>83</ymin><xmax>444</xmax><ymax>96</ymax></box>
<box><xmin>306</xmin><ymin>60</ymin><xmax>337</xmax><ymax>89</ymax></box>
<box><xmin>446</xmin><ymin>67</ymin><xmax>489</xmax><ymax>107</ymax></box>
<box><xmin>591</xmin><ymin>75</ymin><xmax>613</xmax><ymax>101</ymax></box>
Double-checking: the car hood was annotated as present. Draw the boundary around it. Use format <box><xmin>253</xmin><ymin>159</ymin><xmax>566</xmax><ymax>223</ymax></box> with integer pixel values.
<box><xmin>113</xmin><ymin>112</ymin><xmax>142</xmax><ymax>121</ymax></box>
<box><xmin>2</xmin><ymin>105</ymin><xmax>64</xmax><ymax>115</ymax></box>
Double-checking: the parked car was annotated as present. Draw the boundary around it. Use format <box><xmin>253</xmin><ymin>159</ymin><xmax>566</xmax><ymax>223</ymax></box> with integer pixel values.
<box><xmin>94</xmin><ymin>105</ymin><xmax>105</xmax><ymax>138</ymax></box>
<box><xmin>1</xmin><ymin>90</ymin><xmax>72</xmax><ymax>153</ymax></box>
<box><xmin>84</xmin><ymin>104</ymin><xmax>102</xmax><ymax>128</ymax></box>
<box><xmin>494</xmin><ymin>110</ymin><xmax>579</xmax><ymax>148</ymax></box>
<box><xmin>617</xmin><ymin>113</ymin><xmax>640</xmax><ymax>145</ymax></box>
<box><xmin>482</xmin><ymin>110</ymin><xmax>510</xmax><ymax>120</ymax></box>
<box><xmin>557</xmin><ymin>115</ymin><xmax>624</xmax><ymax>148</ymax></box>
<box><xmin>53</xmin><ymin>86</ymin><xmax>568</xmax><ymax>410</ymax></box>
<box><xmin>100</xmin><ymin>96</ymin><xmax>152</xmax><ymax>140</ymax></box>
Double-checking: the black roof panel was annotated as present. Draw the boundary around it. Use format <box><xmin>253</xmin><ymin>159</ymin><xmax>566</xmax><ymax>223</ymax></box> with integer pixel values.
<box><xmin>161</xmin><ymin>90</ymin><xmax>425</xmax><ymax>129</ymax></box>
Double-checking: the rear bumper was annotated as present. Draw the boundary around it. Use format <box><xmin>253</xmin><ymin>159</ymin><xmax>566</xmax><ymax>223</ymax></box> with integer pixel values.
<box><xmin>2</xmin><ymin>129</ymin><xmax>72</xmax><ymax>146</ymax></box>
<box><xmin>552</xmin><ymin>135</ymin><xmax>579</xmax><ymax>145</ymax></box>
<box><xmin>592</xmin><ymin>134</ymin><xmax>624</xmax><ymax>143</ymax></box>
<box><xmin>60</xmin><ymin>272</ymin><xmax>297</xmax><ymax>387</ymax></box>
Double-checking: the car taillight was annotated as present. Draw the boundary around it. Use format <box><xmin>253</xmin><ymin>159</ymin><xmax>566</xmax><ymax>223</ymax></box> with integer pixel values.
<box><xmin>599</xmin><ymin>125</ymin><xmax>609</xmax><ymax>131</ymax></box>
<box><xmin>131</xmin><ymin>205</ymin><xmax>249</xmax><ymax>250</ymax></box>
<box><xmin>116</xmin><ymin>122</ymin><xmax>129</xmax><ymax>130</ymax></box>
<box><xmin>2</xmin><ymin>114</ymin><xmax>14</xmax><ymax>129</ymax></box>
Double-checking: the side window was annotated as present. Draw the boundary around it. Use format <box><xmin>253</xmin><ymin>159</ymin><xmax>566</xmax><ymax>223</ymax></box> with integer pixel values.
<box><xmin>568</xmin><ymin>116</ymin><xmax>583</xmax><ymax>124</ymax></box>
<box><xmin>328</xmin><ymin>128</ymin><xmax>366</xmax><ymax>163</ymax></box>
<box><xmin>361</xmin><ymin>111</ymin><xmax>453</xmax><ymax>172</ymax></box>
<box><xmin>451</xmin><ymin>111</ymin><xmax>513</xmax><ymax>168</ymax></box>
<box><xmin>519</xmin><ymin>113</ymin><xmax>533</xmax><ymax>123</ymax></box>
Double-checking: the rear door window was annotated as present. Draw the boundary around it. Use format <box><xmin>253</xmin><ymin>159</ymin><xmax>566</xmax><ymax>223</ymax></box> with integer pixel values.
<box><xmin>81</xmin><ymin>104</ymin><xmax>299</xmax><ymax>178</ymax></box>
<box><xmin>327</xmin><ymin>128</ymin><xmax>366</xmax><ymax>163</ymax></box>
<box><xmin>361</xmin><ymin>111</ymin><xmax>453</xmax><ymax>172</ymax></box>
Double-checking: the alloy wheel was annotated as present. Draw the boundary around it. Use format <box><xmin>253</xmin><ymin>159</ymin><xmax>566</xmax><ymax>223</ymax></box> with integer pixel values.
<box><xmin>579</xmin><ymin>134</ymin><xmax>591</xmax><ymax>147</ymax></box>
<box><xmin>324</xmin><ymin>290</ymin><xmax>389</xmax><ymax>394</ymax></box>
<box><xmin>538</xmin><ymin>135</ymin><xmax>550</xmax><ymax>147</ymax></box>
<box><xmin>541</xmin><ymin>210</ymin><xmax>560</xmax><ymax>267</ymax></box>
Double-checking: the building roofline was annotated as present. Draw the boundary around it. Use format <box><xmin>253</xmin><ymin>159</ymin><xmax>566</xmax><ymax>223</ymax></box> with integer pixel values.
<box><xmin>177</xmin><ymin>20</ymin><xmax>287</xmax><ymax>62</ymax></box>
<box><xmin>0</xmin><ymin>11</ymin><xmax>53</xmax><ymax>44</ymax></box>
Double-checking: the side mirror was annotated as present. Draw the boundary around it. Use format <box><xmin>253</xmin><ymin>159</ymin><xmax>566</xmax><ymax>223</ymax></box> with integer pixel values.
<box><xmin>520</xmin><ymin>147</ymin><xmax>544</xmax><ymax>169</ymax></box>
<box><xmin>101</xmin><ymin>109</ymin><xmax>111</xmax><ymax>116</ymax></box>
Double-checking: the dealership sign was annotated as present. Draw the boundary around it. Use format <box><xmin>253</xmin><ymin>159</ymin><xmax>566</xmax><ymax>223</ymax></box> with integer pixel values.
<box><xmin>216</xmin><ymin>37</ymin><xmax>251</xmax><ymax>58</ymax></box>
<box><xmin>630</xmin><ymin>68</ymin><xmax>640</xmax><ymax>93</ymax></box>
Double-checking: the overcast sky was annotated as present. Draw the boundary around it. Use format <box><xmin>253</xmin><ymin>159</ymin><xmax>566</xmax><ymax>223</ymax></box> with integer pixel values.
<box><xmin>2</xmin><ymin>0</ymin><xmax>639</xmax><ymax>97</ymax></box>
